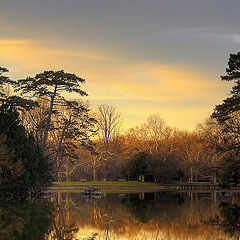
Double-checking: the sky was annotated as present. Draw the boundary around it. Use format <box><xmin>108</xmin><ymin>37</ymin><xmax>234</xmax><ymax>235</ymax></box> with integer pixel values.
<box><xmin>0</xmin><ymin>0</ymin><xmax>240</xmax><ymax>131</ymax></box>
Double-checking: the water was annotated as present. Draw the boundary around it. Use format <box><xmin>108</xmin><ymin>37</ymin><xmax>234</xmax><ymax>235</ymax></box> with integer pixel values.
<box><xmin>1</xmin><ymin>191</ymin><xmax>240</xmax><ymax>240</ymax></box>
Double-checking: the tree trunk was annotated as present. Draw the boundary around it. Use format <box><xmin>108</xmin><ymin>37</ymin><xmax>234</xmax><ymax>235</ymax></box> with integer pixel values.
<box><xmin>190</xmin><ymin>166</ymin><xmax>193</xmax><ymax>182</ymax></box>
<box><xmin>213</xmin><ymin>170</ymin><xmax>217</xmax><ymax>184</ymax></box>
<box><xmin>195</xmin><ymin>168</ymin><xmax>198</xmax><ymax>182</ymax></box>
<box><xmin>66</xmin><ymin>171</ymin><xmax>70</xmax><ymax>182</ymax></box>
<box><xmin>42</xmin><ymin>84</ymin><xmax>58</xmax><ymax>149</ymax></box>
<box><xmin>57</xmin><ymin>171</ymin><xmax>61</xmax><ymax>182</ymax></box>
<box><xmin>93</xmin><ymin>167</ymin><xmax>96</xmax><ymax>181</ymax></box>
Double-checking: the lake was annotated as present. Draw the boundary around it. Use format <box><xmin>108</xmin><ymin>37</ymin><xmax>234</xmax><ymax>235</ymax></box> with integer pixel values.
<box><xmin>1</xmin><ymin>191</ymin><xmax>240</xmax><ymax>240</ymax></box>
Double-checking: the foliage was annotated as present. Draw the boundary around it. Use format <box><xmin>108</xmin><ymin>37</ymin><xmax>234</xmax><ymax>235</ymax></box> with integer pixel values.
<box><xmin>70</xmin><ymin>114</ymin><xmax>216</xmax><ymax>183</ymax></box>
<box><xmin>13</xmin><ymin>69</ymin><xmax>97</xmax><ymax>182</ymax></box>
<box><xmin>148</xmin><ymin>153</ymin><xmax>182</xmax><ymax>183</ymax></box>
<box><xmin>217</xmin><ymin>152</ymin><xmax>240</xmax><ymax>189</ymax></box>
<box><xmin>209</xmin><ymin>52</ymin><xmax>240</xmax><ymax>187</ymax></box>
<box><xmin>177</xmin><ymin>168</ymin><xmax>185</xmax><ymax>181</ymax></box>
<box><xmin>0</xmin><ymin>66</ymin><xmax>224</xmax><ymax>184</ymax></box>
<box><xmin>0</xmin><ymin>67</ymin><xmax>11</xmax><ymax>98</ymax></box>
<box><xmin>122</xmin><ymin>152</ymin><xmax>148</xmax><ymax>180</ymax></box>
<box><xmin>0</xmin><ymin>99</ymin><xmax>53</xmax><ymax>195</ymax></box>
<box><xmin>51</xmin><ymin>100</ymin><xmax>96</xmax><ymax>181</ymax></box>
<box><xmin>15</xmin><ymin>70</ymin><xmax>88</xmax><ymax>149</ymax></box>
<box><xmin>211</xmin><ymin>52</ymin><xmax>240</xmax><ymax>153</ymax></box>
<box><xmin>0</xmin><ymin>134</ymin><xmax>23</xmax><ymax>186</ymax></box>
<box><xmin>212</xmin><ymin>52</ymin><xmax>240</xmax><ymax>121</ymax></box>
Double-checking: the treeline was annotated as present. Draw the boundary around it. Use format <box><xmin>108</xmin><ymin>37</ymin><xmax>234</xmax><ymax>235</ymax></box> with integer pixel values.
<box><xmin>0</xmin><ymin>51</ymin><xmax>240</xmax><ymax>190</ymax></box>
<box><xmin>70</xmin><ymin>113</ymin><xmax>219</xmax><ymax>183</ymax></box>
<box><xmin>56</xmin><ymin>52</ymin><xmax>240</xmax><ymax>187</ymax></box>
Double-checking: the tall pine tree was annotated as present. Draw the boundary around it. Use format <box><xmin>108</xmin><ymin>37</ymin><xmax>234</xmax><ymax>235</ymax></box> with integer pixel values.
<box><xmin>211</xmin><ymin>52</ymin><xmax>240</xmax><ymax>153</ymax></box>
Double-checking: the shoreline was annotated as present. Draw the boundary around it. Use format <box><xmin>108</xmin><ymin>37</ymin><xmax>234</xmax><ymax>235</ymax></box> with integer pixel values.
<box><xmin>49</xmin><ymin>181</ymin><xmax>236</xmax><ymax>192</ymax></box>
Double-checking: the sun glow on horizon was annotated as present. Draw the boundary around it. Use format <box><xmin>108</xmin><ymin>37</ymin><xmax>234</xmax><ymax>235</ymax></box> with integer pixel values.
<box><xmin>0</xmin><ymin>36</ymin><xmax>232</xmax><ymax>131</ymax></box>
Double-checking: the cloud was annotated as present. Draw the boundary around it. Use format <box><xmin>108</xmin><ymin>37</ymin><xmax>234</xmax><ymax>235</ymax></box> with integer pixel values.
<box><xmin>0</xmin><ymin>39</ymin><xmax>227</xmax><ymax>104</ymax></box>
<box><xmin>105</xmin><ymin>64</ymin><xmax>229</xmax><ymax>103</ymax></box>
<box><xmin>0</xmin><ymin>38</ymin><xmax>230</xmax><ymax>130</ymax></box>
<box><xmin>0</xmin><ymin>39</ymin><xmax>113</xmax><ymax>73</ymax></box>
<box><xmin>149</xmin><ymin>65</ymin><xmax>218</xmax><ymax>98</ymax></box>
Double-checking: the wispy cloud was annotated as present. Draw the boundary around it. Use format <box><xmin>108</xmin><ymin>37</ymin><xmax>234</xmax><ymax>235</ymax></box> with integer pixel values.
<box><xmin>104</xmin><ymin>64</ymin><xmax>228</xmax><ymax>103</ymax></box>
<box><xmin>0</xmin><ymin>38</ymin><xmax>230</xmax><ymax>130</ymax></box>
<box><xmin>0</xmin><ymin>39</ymin><xmax>113</xmax><ymax>72</ymax></box>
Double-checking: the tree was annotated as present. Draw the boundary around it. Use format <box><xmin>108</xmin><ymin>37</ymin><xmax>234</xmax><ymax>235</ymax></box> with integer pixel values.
<box><xmin>0</xmin><ymin>67</ymin><xmax>10</xmax><ymax>98</ymax></box>
<box><xmin>123</xmin><ymin>114</ymin><xmax>172</xmax><ymax>156</ymax></box>
<box><xmin>90</xmin><ymin>146</ymin><xmax>113</xmax><ymax>181</ymax></box>
<box><xmin>13</xmin><ymin>70</ymin><xmax>97</xmax><ymax>181</ymax></box>
<box><xmin>0</xmin><ymin>99</ymin><xmax>52</xmax><ymax>196</ymax></box>
<box><xmin>145</xmin><ymin>114</ymin><xmax>167</xmax><ymax>139</ymax></box>
<box><xmin>143</xmin><ymin>114</ymin><xmax>172</xmax><ymax>154</ymax></box>
<box><xmin>96</xmin><ymin>104</ymin><xmax>121</xmax><ymax>145</ymax></box>
<box><xmin>211</xmin><ymin>52</ymin><xmax>240</xmax><ymax>153</ymax></box>
<box><xmin>217</xmin><ymin>152</ymin><xmax>240</xmax><ymax>189</ymax></box>
<box><xmin>147</xmin><ymin>152</ymin><xmax>182</xmax><ymax>183</ymax></box>
<box><xmin>122</xmin><ymin>152</ymin><xmax>148</xmax><ymax>181</ymax></box>
<box><xmin>0</xmin><ymin>134</ymin><xmax>23</xmax><ymax>186</ymax></box>
<box><xmin>15</xmin><ymin>70</ymin><xmax>88</xmax><ymax>150</ymax></box>
<box><xmin>52</xmin><ymin>100</ymin><xmax>96</xmax><ymax>181</ymax></box>
<box><xmin>210</xmin><ymin>52</ymin><xmax>240</xmax><ymax>188</ymax></box>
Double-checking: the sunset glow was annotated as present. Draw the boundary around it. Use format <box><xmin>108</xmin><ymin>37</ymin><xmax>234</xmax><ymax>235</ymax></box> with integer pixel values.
<box><xmin>0</xmin><ymin>0</ymin><xmax>239</xmax><ymax>130</ymax></box>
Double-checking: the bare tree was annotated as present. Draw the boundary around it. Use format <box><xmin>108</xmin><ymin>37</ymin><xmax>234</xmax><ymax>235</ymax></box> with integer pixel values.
<box><xmin>96</xmin><ymin>104</ymin><xmax>121</xmax><ymax>144</ymax></box>
<box><xmin>142</xmin><ymin>114</ymin><xmax>172</xmax><ymax>154</ymax></box>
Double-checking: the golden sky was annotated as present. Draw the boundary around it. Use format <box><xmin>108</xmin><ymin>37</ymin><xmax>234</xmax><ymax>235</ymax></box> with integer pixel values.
<box><xmin>0</xmin><ymin>0</ymin><xmax>238</xmax><ymax>130</ymax></box>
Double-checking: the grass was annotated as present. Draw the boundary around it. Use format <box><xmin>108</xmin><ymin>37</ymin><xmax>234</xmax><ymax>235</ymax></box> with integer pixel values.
<box><xmin>50</xmin><ymin>181</ymin><xmax>240</xmax><ymax>193</ymax></box>
<box><xmin>53</xmin><ymin>181</ymin><xmax>160</xmax><ymax>186</ymax></box>
<box><xmin>50</xmin><ymin>188</ymin><xmax>159</xmax><ymax>194</ymax></box>
<box><xmin>50</xmin><ymin>188</ymin><xmax>240</xmax><ymax>194</ymax></box>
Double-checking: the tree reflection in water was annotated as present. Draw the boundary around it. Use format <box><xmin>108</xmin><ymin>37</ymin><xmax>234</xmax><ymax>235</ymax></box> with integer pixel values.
<box><xmin>0</xmin><ymin>200</ymin><xmax>80</xmax><ymax>240</ymax></box>
<box><xmin>49</xmin><ymin>203</ymin><xmax>78</xmax><ymax>240</ymax></box>
<box><xmin>122</xmin><ymin>192</ymin><xmax>186</xmax><ymax>223</ymax></box>
<box><xmin>0</xmin><ymin>201</ymin><xmax>54</xmax><ymax>240</ymax></box>
<box><xmin>121</xmin><ymin>193</ymin><xmax>154</xmax><ymax>223</ymax></box>
<box><xmin>209</xmin><ymin>201</ymin><xmax>240</xmax><ymax>240</ymax></box>
<box><xmin>2</xmin><ymin>192</ymin><xmax>240</xmax><ymax>240</ymax></box>
<box><xmin>57</xmin><ymin>191</ymin><xmax>239</xmax><ymax>240</ymax></box>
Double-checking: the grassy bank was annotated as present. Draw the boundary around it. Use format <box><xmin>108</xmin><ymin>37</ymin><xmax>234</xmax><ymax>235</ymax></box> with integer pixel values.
<box><xmin>50</xmin><ymin>188</ymin><xmax>159</xmax><ymax>194</ymax></box>
<box><xmin>50</xmin><ymin>181</ymin><xmax>240</xmax><ymax>193</ymax></box>
<box><xmin>51</xmin><ymin>181</ymin><xmax>161</xmax><ymax>194</ymax></box>
<box><xmin>53</xmin><ymin>181</ymin><xmax>160</xmax><ymax>187</ymax></box>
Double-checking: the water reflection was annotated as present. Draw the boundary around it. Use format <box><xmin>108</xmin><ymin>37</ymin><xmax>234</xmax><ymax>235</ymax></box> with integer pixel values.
<box><xmin>1</xmin><ymin>192</ymin><xmax>240</xmax><ymax>239</ymax></box>
<box><xmin>121</xmin><ymin>193</ymin><xmax>154</xmax><ymax>223</ymax></box>
<box><xmin>0</xmin><ymin>201</ymin><xmax>54</xmax><ymax>240</ymax></box>
<box><xmin>51</xmin><ymin>191</ymin><xmax>240</xmax><ymax>239</ymax></box>
<box><xmin>209</xmin><ymin>200</ymin><xmax>240</xmax><ymax>240</ymax></box>
<box><xmin>0</xmin><ymin>200</ymin><xmax>80</xmax><ymax>240</ymax></box>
